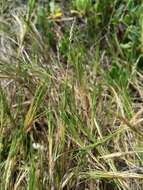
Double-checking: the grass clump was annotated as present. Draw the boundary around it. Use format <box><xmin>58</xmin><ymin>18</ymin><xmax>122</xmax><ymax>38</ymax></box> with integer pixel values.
<box><xmin>0</xmin><ymin>0</ymin><xmax>143</xmax><ymax>189</ymax></box>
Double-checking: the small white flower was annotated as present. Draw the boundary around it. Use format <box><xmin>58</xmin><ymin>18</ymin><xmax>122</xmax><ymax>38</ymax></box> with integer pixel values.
<box><xmin>32</xmin><ymin>143</ymin><xmax>45</xmax><ymax>151</ymax></box>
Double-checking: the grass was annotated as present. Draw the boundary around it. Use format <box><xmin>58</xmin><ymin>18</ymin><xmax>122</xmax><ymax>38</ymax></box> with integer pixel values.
<box><xmin>0</xmin><ymin>0</ymin><xmax>143</xmax><ymax>189</ymax></box>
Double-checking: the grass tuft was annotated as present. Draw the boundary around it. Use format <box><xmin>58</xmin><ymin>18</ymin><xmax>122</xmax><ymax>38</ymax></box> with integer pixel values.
<box><xmin>0</xmin><ymin>0</ymin><xmax>143</xmax><ymax>189</ymax></box>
